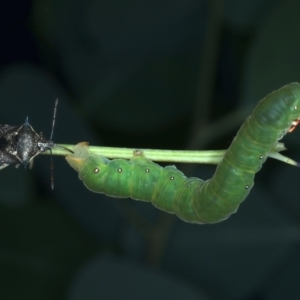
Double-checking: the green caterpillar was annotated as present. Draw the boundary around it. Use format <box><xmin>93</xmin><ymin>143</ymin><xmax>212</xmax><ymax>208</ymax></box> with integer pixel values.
<box><xmin>66</xmin><ymin>83</ymin><xmax>300</xmax><ymax>224</ymax></box>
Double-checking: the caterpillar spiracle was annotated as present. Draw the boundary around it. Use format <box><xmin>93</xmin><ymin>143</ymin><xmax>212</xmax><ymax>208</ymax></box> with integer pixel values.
<box><xmin>66</xmin><ymin>83</ymin><xmax>300</xmax><ymax>224</ymax></box>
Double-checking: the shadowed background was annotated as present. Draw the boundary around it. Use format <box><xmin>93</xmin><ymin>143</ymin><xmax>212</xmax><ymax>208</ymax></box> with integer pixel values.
<box><xmin>0</xmin><ymin>0</ymin><xmax>299</xmax><ymax>299</ymax></box>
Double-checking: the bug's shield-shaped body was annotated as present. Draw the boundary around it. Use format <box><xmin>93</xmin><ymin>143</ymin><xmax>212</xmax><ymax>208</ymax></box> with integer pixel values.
<box><xmin>66</xmin><ymin>83</ymin><xmax>300</xmax><ymax>224</ymax></box>
<box><xmin>16</xmin><ymin>118</ymin><xmax>55</xmax><ymax>168</ymax></box>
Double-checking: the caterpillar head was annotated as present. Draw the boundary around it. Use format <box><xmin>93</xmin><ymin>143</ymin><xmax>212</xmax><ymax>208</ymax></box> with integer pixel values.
<box><xmin>255</xmin><ymin>83</ymin><xmax>300</xmax><ymax>134</ymax></box>
<box><xmin>286</xmin><ymin>83</ymin><xmax>300</xmax><ymax>133</ymax></box>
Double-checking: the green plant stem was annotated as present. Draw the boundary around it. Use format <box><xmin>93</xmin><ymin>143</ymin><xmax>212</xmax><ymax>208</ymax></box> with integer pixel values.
<box><xmin>51</xmin><ymin>144</ymin><xmax>226</xmax><ymax>164</ymax></box>
<box><xmin>43</xmin><ymin>142</ymin><xmax>297</xmax><ymax>166</ymax></box>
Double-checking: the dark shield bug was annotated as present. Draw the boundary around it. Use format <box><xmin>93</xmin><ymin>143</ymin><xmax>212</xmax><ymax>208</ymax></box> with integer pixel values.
<box><xmin>0</xmin><ymin>99</ymin><xmax>72</xmax><ymax>188</ymax></box>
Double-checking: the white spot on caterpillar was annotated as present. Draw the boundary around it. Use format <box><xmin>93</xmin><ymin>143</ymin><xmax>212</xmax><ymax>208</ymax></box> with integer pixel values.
<box><xmin>259</xmin><ymin>155</ymin><xmax>263</xmax><ymax>160</ymax></box>
<box><xmin>170</xmin><ymin>176</ymin><xmax>175</xmax><ymax>180</ymax></box>
<box><xmin>245</xmin><ymin>185</ymin><xmax>249</xmax><ymax>189</ymax></box>
<box><xmin>118</xmin><ymin>168</ymin><xmax>122</xmax><ymax>173</ymax></box>
<box><xmin>94</xmin><ymin>168</ymin><xmax>99</xmax><ymax>173</ymax></box>
<box><xmin>294</xmin><ymin>105</ymin><xmax>298</xmax><ymax>110</ymax></box>
<box><xmin>145</xmin><ymin>168</ymin><xmax>150</xmax><ymax>173</ymax></box>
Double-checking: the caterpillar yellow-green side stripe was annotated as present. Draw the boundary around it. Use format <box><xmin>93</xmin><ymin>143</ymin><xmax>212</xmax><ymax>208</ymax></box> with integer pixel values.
<box><xmin>66</xmin><ymin>83</ymin><xmax>300</xmax><ymax>224</ymax></box>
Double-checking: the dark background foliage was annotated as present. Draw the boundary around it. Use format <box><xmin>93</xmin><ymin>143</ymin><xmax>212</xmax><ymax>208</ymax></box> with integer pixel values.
<box><xmin>0</xmin><ymin>0</ymin><xmax>299</xmax><ymax>299</ymax></box>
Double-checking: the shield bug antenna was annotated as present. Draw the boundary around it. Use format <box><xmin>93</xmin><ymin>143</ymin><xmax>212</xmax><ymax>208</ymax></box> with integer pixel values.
<box><xmin>49</xmin><ymin>98</ymin><xmax>59</xmax><ymax>190</ymax></box>
<box><xmin>45</xmin><ymin>98</ymin><xmax>73</xmax><ymax>189</ymax></box>
<box><xmin>50</xmin><ymin>98</ymin><xmax>58</xmax><ymax>141</ymax></box>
